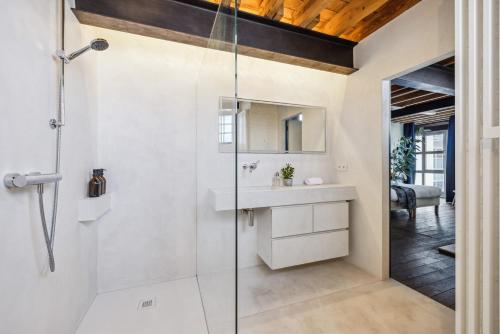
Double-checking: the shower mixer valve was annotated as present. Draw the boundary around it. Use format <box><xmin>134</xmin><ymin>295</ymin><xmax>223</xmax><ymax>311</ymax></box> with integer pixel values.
<box><xmin>4</xmin><ymin>172</ymin><xmax>62</xmax><ymax>189</ymax></box>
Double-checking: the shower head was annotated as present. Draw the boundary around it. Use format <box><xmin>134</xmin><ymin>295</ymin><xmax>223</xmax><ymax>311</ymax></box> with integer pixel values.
<box><xmin>58</xmin><ymin>38</ymin><xmax>109</xmax><ymax>64</ymax></box>
<box><xmin>90</xmin><ymin>38</ymin><xmax>109</xmax><ymax>51</ymax></box>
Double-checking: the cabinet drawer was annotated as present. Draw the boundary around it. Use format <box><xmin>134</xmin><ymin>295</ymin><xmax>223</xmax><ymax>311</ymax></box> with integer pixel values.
<box><xmin>271</xmin><ymin>205</ymin><xmax>313</xmax><ymax>238</ymax></box>
<box><xmin>313</xmin><ymin>202</ymin><xmax>348</xmax><ymax>232</ymax></box>
<box><xmin>271</xmin><ymin>230</ymin><xmax>349</xmax><ymax>269</ymax></box>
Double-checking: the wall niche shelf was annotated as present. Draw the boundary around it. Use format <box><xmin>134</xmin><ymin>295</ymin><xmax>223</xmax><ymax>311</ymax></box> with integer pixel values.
<box><xmin>78</xmin><ymin>194</ymin><xmax>111</xmax><ymax>222</ymax></box>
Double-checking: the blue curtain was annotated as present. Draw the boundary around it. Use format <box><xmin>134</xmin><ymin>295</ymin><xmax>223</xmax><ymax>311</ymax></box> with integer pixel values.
<box><xmin>446</xmin><ymin>116</ymin><xmax>455</xmax><ymax>202</ymax></box>
<box><xmin>403</xmin><ymin>122</ymin><xmax>416</xmax><ymax>184</ymax></box>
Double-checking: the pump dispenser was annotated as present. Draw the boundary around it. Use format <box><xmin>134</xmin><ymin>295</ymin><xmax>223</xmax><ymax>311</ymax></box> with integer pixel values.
<box><xmin>272</xmin><ymin>171</ymin><xmax>281</xmax><ymax>187</ymax></box>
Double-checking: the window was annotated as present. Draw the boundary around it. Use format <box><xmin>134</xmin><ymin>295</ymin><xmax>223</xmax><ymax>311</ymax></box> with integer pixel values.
<box><xmin>218</xmin><ymin>114</ymin><xmax>233</xmax><ymax>144</ymax></box>
<box><xmin>415</xmin><ymin>130</ymin><xmax>447</xmax><ymax>194</ymax></box>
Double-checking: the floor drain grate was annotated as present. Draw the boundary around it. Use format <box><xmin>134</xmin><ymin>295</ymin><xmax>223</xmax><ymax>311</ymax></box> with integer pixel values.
<box><xmin>138</xmin><ymin>297</ymin><xmax>156</xmax><ymax>311</ymax></box>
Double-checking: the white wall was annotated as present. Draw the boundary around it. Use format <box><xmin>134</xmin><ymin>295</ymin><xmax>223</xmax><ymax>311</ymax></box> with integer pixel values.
<box><xmin>86</xmin><ymin>26</ymin><xmax>347</xmax><ymax>288</ymax></box>
<box><xmin>335</xmin><ymin>0</ymin><xmax>454</xmax><ymax>278</ymax></box>
<box><xmin>91</xmin><ymin>28</ymin><xmax>201</xmax><ymax>292</ymax></box>
<box><xmin>0</xmin><ymin>2</ymin><xmax>98</xmax><ymax>334</ymax></box>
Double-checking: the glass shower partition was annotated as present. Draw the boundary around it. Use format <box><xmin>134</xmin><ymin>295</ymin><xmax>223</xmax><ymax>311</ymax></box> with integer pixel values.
<box><xmin>196</xmin><ymin>1</ymin><xmax>238</xmax><ymax>333</ymax></box>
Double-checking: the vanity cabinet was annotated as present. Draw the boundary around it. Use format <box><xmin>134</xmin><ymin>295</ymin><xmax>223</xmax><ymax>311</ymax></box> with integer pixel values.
<box><xmin>257</xmin><ymin>201</ymin><xmax>349</xmax><ymax>270</ymax></box>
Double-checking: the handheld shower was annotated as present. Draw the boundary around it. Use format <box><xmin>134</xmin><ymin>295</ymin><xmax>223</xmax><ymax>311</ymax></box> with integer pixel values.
<box><xmin>57</xmin><ymin>38</ymin><xmax>109</xmax><ymax>64</ymax></box>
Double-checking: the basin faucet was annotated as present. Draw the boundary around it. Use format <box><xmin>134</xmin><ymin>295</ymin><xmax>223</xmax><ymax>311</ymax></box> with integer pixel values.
<box><xmin>242</xmin><ymin>160</ymin><xmax>260</xmax><ymax>173</ymax></box>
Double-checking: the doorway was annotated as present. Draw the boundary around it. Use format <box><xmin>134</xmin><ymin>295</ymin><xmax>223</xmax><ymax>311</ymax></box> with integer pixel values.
<box><xmin>387</xmin><ymin>56</ymin><xmax>456</xmax><ymax>309</ymax></box>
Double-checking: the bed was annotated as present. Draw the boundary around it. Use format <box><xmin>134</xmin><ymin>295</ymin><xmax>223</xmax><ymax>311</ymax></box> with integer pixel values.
<box><xmin>391</xmin><ymin>183</ymin><xmax>442</xmax><ymax>218</ymax></box>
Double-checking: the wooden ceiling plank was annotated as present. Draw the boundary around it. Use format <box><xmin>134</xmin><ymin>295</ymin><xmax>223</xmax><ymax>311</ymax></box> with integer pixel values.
<box><xmin>321</xmin><ymin>0</ymin><xmax>389</xmax><ymax>36</ymax></box>
<box><xmin>207</xmin><ymin>0</ymin><xmax>421</xmax><ymax>42</ymax></box>
<box><xmin>392</xmin><ymin>89</ymin><xmax>431</xmax><ymax>99</ymax></box>
<box><xmin>293</xmin><ymin>0</ymin><xmax>331</xmax><ymax>28</ymax></box>
<box><xmin>341</xmin><ymin>0</ymin><xmax>421</xmax><ymax>42</ymax></box>
<box><xmin>396</xmin><ymin>96</ymin><xmax>448</xmax><ymax>108</ymax></box>
<box><xmin>416</xmin><ymin>116</ymin><xmax>454</xmax><ymax>125</ymax></box>
<box><xmin>392</xmin><ymin>91</ymin><xmax>438</xmax><ymax>105</ymax></box>
<box><xmin>391</xmin><ymin>85</ymin><xmax>410</xmax><ymax>94</ymax></box>
<box><xmin>391</xmin><ymin>85</ymin><xmax>403</xmax><ymax>92</ymax></box>
<box><xmin>394</xmin><ymin>94</ymin><xmax>449</xmax><ymax>108</ymax></box>
<box><xmin>391</xmin><ymin>96</ymin><xmax>455</xmax><ymax>119</ymax></box>
<box><xmin>393</xmin><ymin>110</ymin><xmax>456</xmax><ymax>123</ymax></box>
<box><xmin>260</xmin><ymin>0</ymin><xmax>285</xmax><ymax>20</ymax></box>
<box><xmin>306</xmin><ymin>15</ymin><xmax>321</xmax><ymax>29</ymax></box>
<box><xmin>393</xmin><ymin>109</ymin><xmax>455</xmax><ymax>124</ymax></box>
<box><xmin>391</xmin><ymin>87</ymin><xmax>417</xmax><ymax>99</ymax></box>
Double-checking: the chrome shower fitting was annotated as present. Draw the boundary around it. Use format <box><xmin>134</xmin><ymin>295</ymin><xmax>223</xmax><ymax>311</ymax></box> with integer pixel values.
<box><xmin>52</xmin><ymin>39</ymin><xmax>109</xmax><ymax>129</ymax></box>
<box><xmin>242</xmin><ymin>160</ymin><xmax>260</xmax><ymax>173</ymax></box>
<box><xmin>3</xmin><ymin>172</ymin><xmax>62</xmax><ymax>272</ymax></box>
<box><xmin>56</xmin><ymin>38</ymin><xmax>109</xmax><ymax>64</ymax></box>
<box><xmin>4</xmin><ymin>172</ymin><xmax>62</xmax><ymax>189</ymax></box>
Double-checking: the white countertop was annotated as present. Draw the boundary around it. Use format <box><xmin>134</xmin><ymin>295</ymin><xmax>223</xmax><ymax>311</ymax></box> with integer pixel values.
<box><xmin>209</xmin><ymin>184</ymin><xmax>356</xmax><ymax>211</ymax></box>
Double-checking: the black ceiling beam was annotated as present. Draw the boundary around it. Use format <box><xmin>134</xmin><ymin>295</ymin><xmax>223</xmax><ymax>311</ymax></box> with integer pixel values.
<box><xmin>391</xmin><ymin>96</ymin><xmax>455</xmax><ymax>119</ymax></box>
<box><xmin>392</xmin><ymin>65</ymin><xmax>455</xmax><ymax>96</ymax></box>
<box><xmin>73</xmin><ymin>0</ymin><xmax>357</xmax><ymax>74</ymax></box>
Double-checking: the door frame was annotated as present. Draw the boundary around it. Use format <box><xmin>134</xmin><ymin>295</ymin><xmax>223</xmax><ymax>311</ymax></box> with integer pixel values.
<box><xmin>381</xmin><ymin>52</ymin><xmax>455</xmax><ymax>282</ymax></box>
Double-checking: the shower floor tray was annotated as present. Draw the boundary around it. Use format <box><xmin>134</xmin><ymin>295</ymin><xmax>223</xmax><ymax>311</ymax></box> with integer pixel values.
<box><xmin>76</xmin><ymin>277</ymin><xmax>208</xmax><ymax>334</ymax></box>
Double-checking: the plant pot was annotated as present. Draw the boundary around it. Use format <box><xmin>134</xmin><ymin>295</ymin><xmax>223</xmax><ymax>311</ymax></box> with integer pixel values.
<box><xmin>283</xmin><ymin>178</ymin><xmax>293</xmax><ymax>187</ymax></box>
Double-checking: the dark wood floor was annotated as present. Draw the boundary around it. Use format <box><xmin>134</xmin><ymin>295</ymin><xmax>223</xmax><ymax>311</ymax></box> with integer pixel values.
<box><xmin>390</xmin><ymin>202</ymin><xmax>455</xmax><ymax>309</ymax></box>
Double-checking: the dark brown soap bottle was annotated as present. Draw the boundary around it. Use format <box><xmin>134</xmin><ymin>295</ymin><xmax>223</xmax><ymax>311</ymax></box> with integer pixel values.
<box><xmin>88</xmin><ymin>169</ymin><xmax>102</xmax><ymax>198</ymax></box>
<box><xmin>98</xmin><ymin>169</ymin><xmax>107</xmax><ymax>195</ymax></box>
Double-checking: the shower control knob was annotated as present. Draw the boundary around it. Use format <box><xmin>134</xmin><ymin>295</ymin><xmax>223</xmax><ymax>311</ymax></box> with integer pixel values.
<box><xmin>13</xmin><ymin>174</ymin><xmax>28</xmax><ymax>187</ymax></box>
<box><xmin>4</xmin><ymin>173</ymin><xmax>27</xmax><ymax>188</ymax></box>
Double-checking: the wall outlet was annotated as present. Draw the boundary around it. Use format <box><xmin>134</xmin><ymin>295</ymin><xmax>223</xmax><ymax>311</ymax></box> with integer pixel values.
<box><xmin>337</xmin><ymin>163</ymin><xmax>349</xmax><ymax>172</ymax></box>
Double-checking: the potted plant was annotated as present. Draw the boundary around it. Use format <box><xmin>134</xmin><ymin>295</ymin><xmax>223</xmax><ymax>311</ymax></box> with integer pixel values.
<box><xmin>280</xmin><ymin>163</ymin><xmax>295</xmax><ymax>186</ymax></box>
<box><xmin>390</xmin><ymin>136</ymin><xmax>420</xmax><ymax>183</ymax></box>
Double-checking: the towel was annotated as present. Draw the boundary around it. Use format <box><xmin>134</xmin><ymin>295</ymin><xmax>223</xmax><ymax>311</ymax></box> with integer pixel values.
<box><xmin>391</xmin><ymin>185</ymin><xmax>417</xmax><ymax>210</ymax></box>
<box><xmin>304</xmin><ymin>177</ymin><xmax>324</xmax><ymax>185</ymax></box>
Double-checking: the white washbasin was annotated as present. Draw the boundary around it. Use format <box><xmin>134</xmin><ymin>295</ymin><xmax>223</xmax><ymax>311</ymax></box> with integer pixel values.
<box><xmin>209</xmin><ymin>184</ymin><xmax>356</xmax><ymax>211</ymax></box>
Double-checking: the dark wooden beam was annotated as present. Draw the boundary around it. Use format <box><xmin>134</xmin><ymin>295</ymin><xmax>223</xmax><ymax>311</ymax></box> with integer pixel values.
<box><xmin>73</xmin><ymin>0</ymin><xmax>357</xmax><ymax>74</ymax></box>
<box><xmin>392</xmin><ymin>66</ymin><xmax>455</xmax><ymax>96</ymax></box>
<box><xmin>391</xmin><ymin>96</ymin><xmax>455</xmax><ymax>118</ymax></box>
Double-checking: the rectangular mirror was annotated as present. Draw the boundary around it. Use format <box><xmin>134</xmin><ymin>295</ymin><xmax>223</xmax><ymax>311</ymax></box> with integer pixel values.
<box><xmin>219</xmin><ymin>97</ymin><xmax>326</xmax><ymax>154</ymax></box>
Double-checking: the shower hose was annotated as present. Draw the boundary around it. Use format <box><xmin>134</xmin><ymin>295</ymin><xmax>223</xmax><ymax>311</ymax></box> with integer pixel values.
<box><xmin>37</xmin><ymin>184</ymin><xmax>57</xmax><ymax>272</ymax></box>
<box><xmin>36</xmin><ymin>124</ymin><xmax>61</xmax><ymax>273</ymax></box>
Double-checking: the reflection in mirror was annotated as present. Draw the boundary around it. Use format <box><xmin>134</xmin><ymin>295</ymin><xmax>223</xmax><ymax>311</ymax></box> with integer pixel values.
<box><xmin>219</xmin><ymin>97</ymin><xmax>326</xmax><ymax>153</ymax></box>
